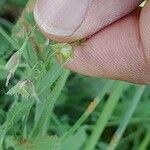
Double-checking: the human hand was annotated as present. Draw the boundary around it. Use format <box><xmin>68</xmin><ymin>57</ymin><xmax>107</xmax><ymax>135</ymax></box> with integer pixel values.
<box><xmin>34</xmin><ymin>0</ymin><xmax>150</xmax><ymax>84</ymax></box>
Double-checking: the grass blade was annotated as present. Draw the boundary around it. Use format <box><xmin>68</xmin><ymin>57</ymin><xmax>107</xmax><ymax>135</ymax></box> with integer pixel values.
<box><xmin>61</xmin><ymin>80</ymin><xmax>114</xmax><ymax>141</ymax></box>
<box><xmin>107</xmin><ymin>86</ymin><xmax>145</xmax><ymax>150</ymax></box>
<box><xmin>84</xmin><ymin>81</ymin><xmax>126</xmax><ymax>150</ymax></box>
<box><xmin>0</xmin><ymin>26</ymin><xmax>19</xmax><ymax>49</ymax></box>
<box><xmin>138</xmin><ymin>131</ymin><xmax>150</xmax><ymax>150</ymax></box>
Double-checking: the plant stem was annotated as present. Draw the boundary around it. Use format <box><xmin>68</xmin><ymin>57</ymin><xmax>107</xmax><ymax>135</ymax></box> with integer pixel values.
<box><xmin>18</xmin><ymin>25</ymin><xmax>36</xmax><ymax>54</ymax></box>
<box><xmin>61</xmin><ymin>80</ymin><xmax>114</xmax><ymax>141</ymax></box>
<box><xmin>107</xmin><ymin>86</ymin><xmax>145</xmax><ymax>150</ymax></box>
<box><xmin>84</xmin><ymin>82</ymin><xmax>126</xmax><ymax>150</ymax></box>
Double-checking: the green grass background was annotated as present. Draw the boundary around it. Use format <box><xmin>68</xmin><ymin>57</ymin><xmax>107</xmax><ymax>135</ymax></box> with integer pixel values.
<box><xmin>0</xmin><ymin>0</ymin><xmax>150</xmax><ymax>150</ymax></box>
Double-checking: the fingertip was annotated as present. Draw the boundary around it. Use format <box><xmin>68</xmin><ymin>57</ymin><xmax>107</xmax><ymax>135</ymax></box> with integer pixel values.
<box><xmin>34</xmin><ymin>0</ymin><xmax>91</xmax><ymax>42</ymax></box>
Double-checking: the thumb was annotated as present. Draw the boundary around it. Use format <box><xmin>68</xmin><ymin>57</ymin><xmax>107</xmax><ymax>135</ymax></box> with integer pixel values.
<box><xmin>34</xmin><ymin>0</ymin><xmax>91</xmax><ymax>37</ymax></box>
<box><xmin>34</xmin><ymin>0</ymin><xmax>141</xmax><ymax>42</ymax></box>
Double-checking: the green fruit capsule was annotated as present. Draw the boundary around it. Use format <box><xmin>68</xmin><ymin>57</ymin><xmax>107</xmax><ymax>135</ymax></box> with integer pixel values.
<box><xmin>60</xmin><ymin>43</ymin><xmax>73</xmax><ymax>59</ymax></box>
<box><xmin>52</xmin><ymin>43</ymin><xmax>74</xmax><ymax>62</ymax></box>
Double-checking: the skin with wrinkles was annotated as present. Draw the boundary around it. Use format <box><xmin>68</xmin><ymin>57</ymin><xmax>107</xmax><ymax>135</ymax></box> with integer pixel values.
<box><xmin>34</xmin><ymin>0</ymin><xmax>150</xmax><ymax>84</ymax></box>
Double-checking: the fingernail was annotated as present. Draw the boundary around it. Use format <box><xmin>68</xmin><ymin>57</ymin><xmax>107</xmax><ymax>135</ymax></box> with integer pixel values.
<box><xmin>34</xmin><ymin>0</ymin><xmax>92</xmax><ymax>36</ymax></box>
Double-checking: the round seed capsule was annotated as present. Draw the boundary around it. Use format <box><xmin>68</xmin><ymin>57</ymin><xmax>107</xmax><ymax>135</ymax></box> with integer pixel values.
<box><xmin>60</xmin><ymin>43</ymin><xmax>73</xmax><ymax>59</ymax></box>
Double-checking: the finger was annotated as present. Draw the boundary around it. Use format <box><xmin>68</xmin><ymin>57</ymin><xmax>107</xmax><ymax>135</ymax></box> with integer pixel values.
<box><xmin>34</xmin><ymin>0</ymin><xmax>92</xmax><ymax>38</ymax></box>
<box><xmin>34</xmin><ymin>0</ymin><xmax>142</xmax><ymax>42</ymax></box>
<box><xmin>140</xmin><ymin>1</ymin><xmax>150</xmax><ymax>64</ymax></box>
<box><xmin>65</xmin><ymin>7</ymin><xmax>150</xmax><ymax>84</ymax></box>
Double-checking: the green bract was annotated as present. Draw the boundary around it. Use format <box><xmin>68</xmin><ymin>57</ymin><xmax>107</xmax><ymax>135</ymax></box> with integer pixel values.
<box><xmin>5</xmin><ymin>51</ymin><xmax>21</xmax><ymax>86</ymax></box>
<box><xmin>7</xmin><ymin>80</ymin><xmax>39</xmax><ymax>101</ymax></box>
<box><xmin>5</xmin><ymin>51</ymin><xmax>21</xmax><ymax>73</ymax></box>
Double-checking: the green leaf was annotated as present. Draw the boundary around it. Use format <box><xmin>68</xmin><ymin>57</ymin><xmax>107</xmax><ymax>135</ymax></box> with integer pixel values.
<box><xmin>24</xmin><ymin>12</ymin><xmax>35</xmax><ymax>25</ymax></box>
<box><xmin>37</xmin><ymin>64</ymin><xmax>63</xmax><ymax>94</ymax></box>
<box><xmin>60</xmin><ymin>126</ymin><xmax>87</xmax><ymax>150</ymax></box>
<box><xmin>0</xmin><ymin>70</ymin><xmax>7</xmax><ymax>81</ymax></box>
<box><xmin>5</xmin><ymin>100</ymin><xmax>34</xmax><ymax>131</ymax></box>
<box><xmin>31</xmin><ymin>70</ymin><xmax>70</xmax><ymax>137</ymax></box>
<box><xmin>34</xmin><ymin>64</ymin><xmax>63</xmax><ymax>126</ymax></box>
<box><xmin>0</xmin><ymin>109</ymin><xmax>6</xmax><ymax>124</ymax></box>
<box><xmin>16</xmin><ymin>136</ymin><xmax>59</xmax><ymax>150</ymax></box>
<box><xmin>34</xmin><ymin>30</ymin><xmax>46</xmax><ymax>45</ymax></box>
<box><xmin>25</xmin><ymin>41</ymin><xmax>38</xmax><ymax>67</ymax></box>
<box><xmin>0</xmin><ymin>34</ymin><xmax>11</xmax><ymax>56</ymax></box>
